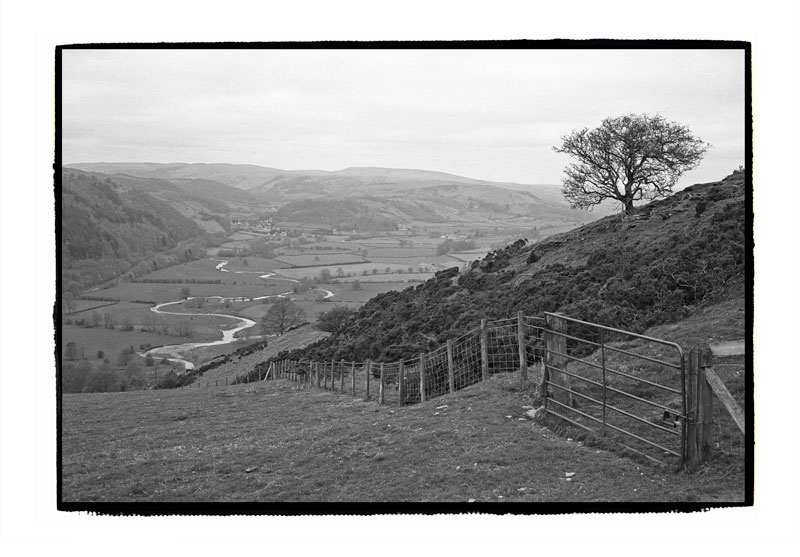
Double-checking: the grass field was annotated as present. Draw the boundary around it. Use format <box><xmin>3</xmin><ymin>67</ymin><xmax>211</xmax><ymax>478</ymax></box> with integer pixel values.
<box><xmin>60</xmin><ymin>373</ymin><xmax>744</xmax><ymax>503</ymax></box>
<box><xmin>277</xmin><ymin>263</ymin><xmax>435</xmax><ymax>281</ymax></box>
<box><xmin>274</xmin><ymin>253</ymin><xmax>369</xmax><ymax>267</ymax></box>
<box><xmin>61</xmin><ymin>324</ymin><xmax>191</xmax><ymax>362</ymax></box>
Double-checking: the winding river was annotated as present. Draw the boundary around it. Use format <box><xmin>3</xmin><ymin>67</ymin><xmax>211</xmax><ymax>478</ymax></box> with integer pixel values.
<box><xmin>142</xmin><ymin>258</ymin><xmax>333</xmax><ymax>371</ymax></box>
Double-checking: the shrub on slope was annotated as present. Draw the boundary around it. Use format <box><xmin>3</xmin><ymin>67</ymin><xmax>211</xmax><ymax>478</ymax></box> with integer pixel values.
<box><xmin>282</xmin><ymin>170</ymin><xmax>746</xmax><ymax>363</ymax></box>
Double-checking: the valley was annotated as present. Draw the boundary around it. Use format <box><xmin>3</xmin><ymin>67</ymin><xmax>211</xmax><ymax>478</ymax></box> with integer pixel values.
<box><xmin>60</xmin><ymin>163</ymin><xmax>593</xmax><ymax>392</ymax></box>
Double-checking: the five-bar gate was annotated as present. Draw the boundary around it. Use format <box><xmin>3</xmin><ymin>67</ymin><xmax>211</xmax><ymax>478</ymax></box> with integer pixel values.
<box><xmin>537</xmin><ymin>313</ymin><xmax>687</xmax><ymax>465</ymax></box>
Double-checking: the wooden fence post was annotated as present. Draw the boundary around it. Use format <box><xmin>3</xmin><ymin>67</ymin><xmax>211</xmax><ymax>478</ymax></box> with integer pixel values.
<box><xmin>544</xmin><ymin>313</ymin><xmax>573</xmax><ymax>408</ymax></box>
<box><xmin>339</xmin><ymin>359</ymin><xmax>345</xmax><ymax>393</ymax></box>
<box><xmin>447</xmin><ymin>339</ymin><xmax>455</xmax><ymax>394</ymax></box>
<box><xmin>419</xmin><ymin>352</ymin><xmax>427</xmax><ymax>402</ymax></box>
<box><xmin>365</xmin><ymin>360</ymin><xmax>371</xmax><ymax>400</ymax></box>
<box><xmin>315</xmin><ymin>362</ymin><xmax>321</xmax><ymax>388</ymax></box>
<box><xmin>379</xmin><ymin>362</ymin><xmax>385</xmax><ymax>405</ymax></box>
<box><xmin>351</xmin><ymin>361</ymin><xmax>356</xmax><ymax>396</ymax></box>
<box><xmin>686</xmin><ymin>348</ymin><xmax>698</xmax><ymax>466</ymax></box>
<box><xmin>398</xmin><ymin>361</ymin><xmax>405</xmax><ymax>406</ymax></box>
<box><xmin>517</xmin><ymin>311</ymin><xmax>528</xmax><ymax>382</ymax></box>
<box><xmin>687</xmin><ymin>345</ymin><xmax>714</xmax><ymax>468</ymax></box>
<box><xmin>480</xmin><ymin>318</ymin><xmax>489</xmax><ymax>381</ymax></box>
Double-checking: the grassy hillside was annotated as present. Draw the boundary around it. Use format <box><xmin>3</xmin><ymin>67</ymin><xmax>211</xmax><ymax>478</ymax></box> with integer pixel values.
<box><xmin>280</xmin><ymin>170</ymin><xmax>746</xmax><ymax>362</ymax></box>
<box><xmin>61</xmin><ymin>374</ymin><xmax>744</xmax><ymax>503</ymax></box>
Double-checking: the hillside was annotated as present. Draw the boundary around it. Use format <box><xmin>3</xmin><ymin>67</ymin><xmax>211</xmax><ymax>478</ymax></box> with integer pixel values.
<box><xmin>65</xmin><ymin>162</ymin><xmax>604</xmax><ymax>230</ymax></box>
<box><xmin>61</xmin><ymin>169</ymin><xmax>207</xmax><ymax>290</ymax></box>
<box><xmin>61</xmin><ymin>374</ymin><xmax>743</xmax><ymax>503</ymax></box>
<box><xmin>280</xmin><ymin>170</ymin><xmax>747</xmax><ymax>362</ymax></box>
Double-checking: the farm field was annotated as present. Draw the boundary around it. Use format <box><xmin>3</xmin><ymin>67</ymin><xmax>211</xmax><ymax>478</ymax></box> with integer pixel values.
<box><xmin>93</xmin><ymin>279</ymin><xmax>291</xmax><ymax>304</ymax></box>
<box><xmin>333</xmin><ymin>273</ymin><xmax>433</xmax><ymax>283</ymax></box>
<box><xmin>60</xmin><ymin>227</ymin><xmax>542</xmax><ymax>388</ymax></box>
<box><xmin>60</xmin><ymin>373</ymin><xmax>744</xmax><ymax>503</ymax></box>
<box><xmin>277</xmin><ymin>262</ymin><xmax>435</xmax><ymax>281</ymax></box>
<box><xmin>61</xmin><ymin>324</ymin><xmax>191</xmax><ymax>363</ymax></box>
<box><xmin>273</xmin><ymin>253</ymin><xmax>369</xmax><ymax>267</ymax></box>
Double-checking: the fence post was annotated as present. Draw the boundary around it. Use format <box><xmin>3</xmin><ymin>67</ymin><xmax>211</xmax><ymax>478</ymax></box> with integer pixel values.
<box><xmin>398</xmin><ymin>361</ymin><xmax>405</xmax><ymax>406</ymax></box>
<box><xmin>351</xmin><ymin>361</ymin><xmax>356</xmax><ymax>396</ymax></box>
<box><xmin>419</xmin><ymin>352</ymin><xmax>427</xmax><ymax>403</ymax></box>
<box><xmin>544</xmin><ymin>313</ymin><xmax>573</xmax><ymax>408</ymax></box>
<box><xmin>447</xmin><ymin>339</ymin><xmax>455</xmax><ymax>394</ymax></box>
<box><xmin>365</xmin><ymin>360</ymin><xmax>371</xmax><ymax>400</ymax></box>
<box><xmin>480</xmin><ymin>318</ymin><xmax>489</xmax><ymax>381</ymax></box>
<box><xmin>379</xmin><ymin>362</ymin><xmax>385</xmax><ymax>405</ymax></box>
<box><xmin>517</xmin><ymin>311</ymin><xmax>527</xmax><ymax>382</ymax></box>
<box><xmin>316</xmin><ymin>362</ymin><xmax>321</xmax><ymax>388</ymax></box>
<box><xmin>687</xmin><ymin>345</ymin><xmax>714</xmax><ymax>468</ymax></box>
<box><xmin>340</xmin><ymin>359</ymin><xmax>346</xmax><ymax>393</ymax></box>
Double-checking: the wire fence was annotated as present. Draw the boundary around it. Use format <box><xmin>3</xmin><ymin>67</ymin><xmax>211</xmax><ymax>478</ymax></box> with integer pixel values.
<box><xmin>181</xmin><ymin>311</ymin><xmax>747</xmax><ymax>469</ymax></box>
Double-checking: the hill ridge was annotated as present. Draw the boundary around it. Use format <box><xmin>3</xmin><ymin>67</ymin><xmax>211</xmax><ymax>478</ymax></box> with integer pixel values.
<box><xmin>275</xmin><ymin>169</ymin><xmax>746</xmax><ymax>364</ymax></box>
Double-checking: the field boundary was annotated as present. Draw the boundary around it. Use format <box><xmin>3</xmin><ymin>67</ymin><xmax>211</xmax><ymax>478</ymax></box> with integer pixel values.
<box><xmin>198</xmin><ymin>311</ymin><xmax>746</xmax><ymax>470</ymax></box>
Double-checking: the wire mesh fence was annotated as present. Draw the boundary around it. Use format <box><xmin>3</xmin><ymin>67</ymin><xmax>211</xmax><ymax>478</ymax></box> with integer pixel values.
<box><xmin>486</xmin><ymin>319</ymin><xmax>520</xmax><ymax>376</ymax></box>
<box><xmin>182</xmin><ymin>311</ymin><xmax>746</xmax><ymax>469</ymax></box>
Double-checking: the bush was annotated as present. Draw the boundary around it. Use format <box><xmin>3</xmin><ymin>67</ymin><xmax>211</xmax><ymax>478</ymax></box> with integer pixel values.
<box><xmin>156</xmin><ymin>371</ymin><xmax>180</xmax><ymax>389</ymax></box>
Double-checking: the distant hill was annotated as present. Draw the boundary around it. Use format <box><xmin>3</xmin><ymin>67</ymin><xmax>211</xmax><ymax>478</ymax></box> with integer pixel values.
<box><xmin>279</xmin><ymin>170</ymin><xmax>747</xmax><ymax>362</ymax></box>
<box><xmin>61</xmin><ymin>169</ymin><xmax>207</xmax><ymax>291</ymax></box>
<box><xmin>65</xmin><ymin>162</ymin><xmax>604</xmax><ymax>229</ymax></box>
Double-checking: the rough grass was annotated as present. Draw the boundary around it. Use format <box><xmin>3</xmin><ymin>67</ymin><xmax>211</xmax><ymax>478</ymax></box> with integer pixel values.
<box><xmin>61</xmin><ymin>373</ymin><xmax>745</xmax><ymax>503</ymax></box>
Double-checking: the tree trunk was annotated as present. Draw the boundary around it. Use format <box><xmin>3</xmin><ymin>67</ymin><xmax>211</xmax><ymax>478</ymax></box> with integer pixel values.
<box><xmin>624</xmin><ymin>198</ymin><xmax>634</xmax><ymax>214</ymax></box>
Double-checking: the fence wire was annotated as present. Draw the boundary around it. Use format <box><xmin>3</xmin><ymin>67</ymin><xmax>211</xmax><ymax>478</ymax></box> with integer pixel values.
<box><xmin>451</xmin><ymin>329</ymin><xmax>483</xmax><ymax>392</ymax></box>
<box><xmin>487</xmin><ymin>321</ymin><xmax>520</xmax><ymax>376</ymax></box>
<box><xmin>236</xmin><ymin>312</ymin><xmax>745</xmax><ymax>469</ymax></box>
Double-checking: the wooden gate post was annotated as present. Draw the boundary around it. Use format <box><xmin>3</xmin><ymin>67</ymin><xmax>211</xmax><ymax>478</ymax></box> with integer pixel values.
<box><xmin>419</xmin><ymin>352</ymin><xmax>427</xmax><ymax>403</ymax></box>
<box><xmin>447</xmin><ymin>339</ymin><xmax>455</xmax><ymax>394</ymax></box>
<box><xmin>365</xmin><ymin>360</ymin><xmax>371</xmax><ymax>400</ymax></box>
<box><xmin>687</xmin><ymin>345</ymin><xmax>714</xmax><ymax>468</ymax></box>
<box><xmin>480</xmin><ymin>318</ymin><xmax>489</xmax><ymax>381</ymax></box>
<box><xmin>379</xmin><ymin>362</ymin><xmax>385</xmax><ymax>405</ymax></box>
<box><xmin>544</xmin><ymin>313</ymin><xmax>573</xmax><ymax>408</ymax></box>
<box><xmin>517</xmin><ymin>311</ymin><xmax>528</xmax><ymax>382</ymax></box>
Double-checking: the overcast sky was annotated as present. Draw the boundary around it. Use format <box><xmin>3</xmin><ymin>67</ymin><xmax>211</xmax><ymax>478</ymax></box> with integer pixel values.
<box><xmin>62</xmin><ymin>47</ymin><xmax>745</xmax><ymax>186</ymax></box>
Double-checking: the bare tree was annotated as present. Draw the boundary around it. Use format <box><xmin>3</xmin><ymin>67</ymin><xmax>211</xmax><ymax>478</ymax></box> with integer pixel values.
<box><xmin>260</xmin><ymin>299</ymin><xmax>306</xmax><ymax>335</ymax></box>
<box><xmin>554</xmin><ymin>113</ymin><xmax>709</xmax><ymax>214</ymax></box>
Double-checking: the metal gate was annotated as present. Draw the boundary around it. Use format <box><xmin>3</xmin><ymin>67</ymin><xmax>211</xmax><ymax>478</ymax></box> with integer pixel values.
<box><xmin>539</xmin><ymin>313</ymin><xmax>686</xmax><ymax>465</ymax></box>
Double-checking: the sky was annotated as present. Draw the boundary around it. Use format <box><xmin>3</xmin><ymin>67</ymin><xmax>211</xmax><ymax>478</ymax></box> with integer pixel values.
<box><xmin>62</xmin><ymin>49</ymin><xmax>744</xmax><ymax>187</ymax></box>
<box><xmin>62</xmin><ymin>47</ymin><xmax>745</xmax><ymax>187</ymax></box>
